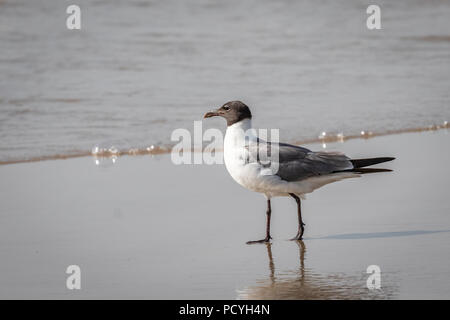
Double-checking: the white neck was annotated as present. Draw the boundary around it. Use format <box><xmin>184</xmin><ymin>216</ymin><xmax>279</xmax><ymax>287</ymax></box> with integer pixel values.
<box><xmin>226</xmin><ymin>118</ymin><xmax>253</xmax><ymax>133</ymax></box>
<box><xmin>224</xmin><ymin>118</ymin><xmax>256</xmax><ymax>150</ymax></box>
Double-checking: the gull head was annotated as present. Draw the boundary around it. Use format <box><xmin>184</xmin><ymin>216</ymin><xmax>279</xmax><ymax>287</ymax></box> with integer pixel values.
<box><xmin>204</xmin><ymin>101</ymin><xmax>252</xmax><ymax>126</ymax></box>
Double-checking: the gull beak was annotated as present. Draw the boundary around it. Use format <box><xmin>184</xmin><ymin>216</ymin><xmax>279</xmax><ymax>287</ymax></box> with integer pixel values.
<box><xmin>204</xmin><ymin>109</ymin><xmax>220</xmax><ymax>118</ymax></box>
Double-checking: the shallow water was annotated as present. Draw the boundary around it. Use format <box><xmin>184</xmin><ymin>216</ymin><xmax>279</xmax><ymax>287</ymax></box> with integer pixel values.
<box><xmin>0</xmin><ymin>130</ymin><xmax>449</xmax><ymax>299</ymax></box>
<box><xmin>1</xmin><ymin>0</ymin><xmax>450</xmax><ymax>163</ymax></box>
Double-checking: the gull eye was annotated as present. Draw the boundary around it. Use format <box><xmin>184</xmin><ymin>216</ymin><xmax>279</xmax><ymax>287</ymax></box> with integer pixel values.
<box><xmin>223</xmin><ymin>105</ymin><xmax>230</xmax><ymax>111</ymax></box>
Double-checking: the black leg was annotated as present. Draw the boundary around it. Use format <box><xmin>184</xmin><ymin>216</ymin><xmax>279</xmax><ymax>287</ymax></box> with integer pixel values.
<box><xmin>289</xmin><ymin>193</ymin><xmax>305</xmax><ymax>240</ymax></box>
<box><xmin>247</xmin><ymin>199</ymin><xmax>272</xmax><ymax>244</ymax></box>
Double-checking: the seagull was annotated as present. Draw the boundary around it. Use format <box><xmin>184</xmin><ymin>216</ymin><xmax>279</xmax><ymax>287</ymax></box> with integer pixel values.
<box><xmin>204</xmin><ymin>101</ymin><xmax>395</xmax><ymax>244</ymax></box>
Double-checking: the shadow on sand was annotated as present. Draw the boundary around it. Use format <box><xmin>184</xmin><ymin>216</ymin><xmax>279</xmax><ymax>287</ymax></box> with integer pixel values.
<box><xmin>308</xmin><ymin>229</ymin><xmax>450</xmax><ymax>240</ymax></box>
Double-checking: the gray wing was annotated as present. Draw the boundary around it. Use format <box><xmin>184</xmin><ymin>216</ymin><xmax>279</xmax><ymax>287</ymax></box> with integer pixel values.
<box><xmin>247</xmin><ymin>139</ymin><xmax>354</xmax><ymax>181</ymax></box>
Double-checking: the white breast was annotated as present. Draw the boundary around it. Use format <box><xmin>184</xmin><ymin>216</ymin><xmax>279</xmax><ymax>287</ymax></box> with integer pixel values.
<box><xmin>223</xmin><ymin>119</ymin><xmax>280</xmax><ymax>195</ymax></box>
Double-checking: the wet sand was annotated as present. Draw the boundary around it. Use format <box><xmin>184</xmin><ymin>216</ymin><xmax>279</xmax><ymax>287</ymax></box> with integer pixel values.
<box><xmin>0</xmin><ymin>130</ymin><xmax>449</xmax><ymax>299</ymax></box>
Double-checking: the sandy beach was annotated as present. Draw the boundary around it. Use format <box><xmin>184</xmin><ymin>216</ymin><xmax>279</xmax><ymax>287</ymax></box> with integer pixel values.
<box><xmin>0</xmin><ymin>129</ymin><xmax>449</xmax><ymax>299</ymax></box>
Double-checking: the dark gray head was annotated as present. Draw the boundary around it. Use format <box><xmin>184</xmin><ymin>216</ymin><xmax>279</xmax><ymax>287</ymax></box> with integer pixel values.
<box><xmin>204</xmin><ymin>101</ymin><xmax>252</xmax><ymax>126</ymax></box>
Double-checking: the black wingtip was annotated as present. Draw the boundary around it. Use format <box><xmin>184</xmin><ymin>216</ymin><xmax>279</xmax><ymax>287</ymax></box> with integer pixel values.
<box><xmin>350</xmin><ymin>157</ymin><xmax>395</xmax><ymax>169</ymax></box>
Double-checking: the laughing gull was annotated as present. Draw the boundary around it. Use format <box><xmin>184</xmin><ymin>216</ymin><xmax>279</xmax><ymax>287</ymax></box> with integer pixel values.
<box><xmin>204</xmin><ymin>101</ymin><xmax>394</xmax><ymax>244</ymax></box>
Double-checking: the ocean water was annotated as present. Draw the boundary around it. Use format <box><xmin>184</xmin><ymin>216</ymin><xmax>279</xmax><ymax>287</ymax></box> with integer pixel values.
<box><xmin>1</xmin><ymin>0</ymin><xmax>449</xmax><ymax>163</ymax></box>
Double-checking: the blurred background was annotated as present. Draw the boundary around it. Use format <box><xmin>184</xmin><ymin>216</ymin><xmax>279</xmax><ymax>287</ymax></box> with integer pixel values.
<box><xmin>0</xmin><ymin>0</ymin><xmax>449</xmax><ymax>163</ymax></box>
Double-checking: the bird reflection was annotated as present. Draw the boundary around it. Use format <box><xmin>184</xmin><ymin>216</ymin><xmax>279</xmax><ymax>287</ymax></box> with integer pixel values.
<box><xmin>237</xmin><ymin>241</ymin><xmax>394</xmax><ymax>300</ymax></box>
<box><xmin>265</xmin><ymin>240</ymin><xmax>306</xmax><ymax>284</ymax></box>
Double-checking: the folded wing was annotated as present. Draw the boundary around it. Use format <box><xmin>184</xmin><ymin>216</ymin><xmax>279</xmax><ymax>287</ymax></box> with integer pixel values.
<box><xmin>246</xmin><ymin>140</ymin><xmax>353</xmax><ymax>181</ymax></box>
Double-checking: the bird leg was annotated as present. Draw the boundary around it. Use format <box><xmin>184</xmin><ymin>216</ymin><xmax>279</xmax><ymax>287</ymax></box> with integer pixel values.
<box><xmin>246</xmin><ymin>199</ymin><xmax>272</xmax><ymax>244</ymax></box>
<box><xmin>289</xmin><ymin>193</ymin><xmax>305</xmax><ymax>240</ymax></box>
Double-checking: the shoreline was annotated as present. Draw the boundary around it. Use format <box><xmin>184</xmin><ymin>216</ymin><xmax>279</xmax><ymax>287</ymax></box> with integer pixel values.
<box><xmin>0</xmin><ymin>122</ymin><xmax>448</xmax><ymax>166</ymax></box>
